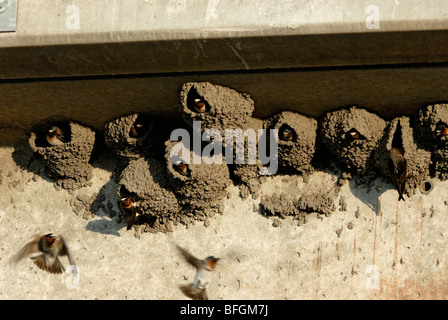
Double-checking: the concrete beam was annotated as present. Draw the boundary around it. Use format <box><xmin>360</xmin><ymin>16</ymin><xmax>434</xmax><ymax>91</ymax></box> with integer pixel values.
<box><xmin>1</xmin><ymin>0</ymin><xmax>448</xmax><ymax>79</ymax></box>
<box><xmin>2</xmin><ymin>65</ymin><xmax>448</xmax><ymax>145</ymax></box>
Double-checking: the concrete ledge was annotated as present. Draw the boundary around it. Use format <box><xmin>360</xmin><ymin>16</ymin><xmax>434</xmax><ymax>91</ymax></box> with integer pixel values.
<box><xmin>1</xmin><ymin>0</ymin><xmax>448</xmax><ymax>78</ymax></box>
<box><xmin>2</xmin><ymin>30</ymin><xmax>448</xmax><ymax>79</ymax></box>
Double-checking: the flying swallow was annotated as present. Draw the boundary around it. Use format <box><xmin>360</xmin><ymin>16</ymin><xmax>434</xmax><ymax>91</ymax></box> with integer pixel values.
<box><xmin>46</xmin><ymin>126</ymin><xmax>66</xmax><ymax>146</ymax></box>
<box><xmin>280</xmin><ymin>127</ymin><xmax>293</xmax><ymax>141</ymax></box>
<box><xmin>11</xmin><ymin>233</ymin><xmax>76</xmax><ymax>274</ymax></box>
<box><xmin>193</xmin><ymin>99</ymin><xmax>207</xmax><ymax>113</ymax></box>
<box><xmin>117</xmin><ymin>196</ymin><xmax>139</xmax><ymax>230</ymax></box>
<box><xmin>176</xmin><ymin>245</ymin><xmax>220</xmax><ymax>300</ymax></box>
<box><xmin>388</xmin><ymin>147</ymin><xmax>407</xmax><ymax>201</ymax></box>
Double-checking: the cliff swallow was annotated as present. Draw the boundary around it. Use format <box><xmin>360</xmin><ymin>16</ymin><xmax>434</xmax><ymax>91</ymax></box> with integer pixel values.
<box><xmin>11</xmin><ymin>233</ymin><xmax>76</xmax><ymax>274</ymax></box>
<box><xmin>174</xmin><ymin>161</ymin><xmax>189</xmax><ymax>176</ymax></box>
<box><xmin>435</xmin><ymin>123</ymin><xmax>448</xmax><ymax>137</ymax></box>
<box><xmin>46</xmin><ymin>126</ymin><xmax>66</xmax><ymax>146</ymax></box>
<box><xmin>118</xmin><ymin>196</ymin><xmax>138</xmax><ymax>230</ymax></box>
<box><xmin>388</xmin><ymin>147</ymin><xmax>407</xmax><ymax>201</ymax></box>
<box><xmin>345</xmin><ymin>128</ymin><xmax>361</xmax><ymax>141</ymax></box>
<box><xmin>176</xmin><ymin>245</ymin><xmax>220</xmax><ymax>300</ymax></box>
<box><xmin>129</xmin><ymin>123</ymin><xmax>146</xmax><ymax>139</ymax></box>
<box><xmin>280</xmin><ymin>127</ymin><xmax>293</xmax><ymax>141</ymax></box>
<box><xmin>193</xmin><ymin>99</ymin><xmax>206</xmax><ymax>113</ymax></box>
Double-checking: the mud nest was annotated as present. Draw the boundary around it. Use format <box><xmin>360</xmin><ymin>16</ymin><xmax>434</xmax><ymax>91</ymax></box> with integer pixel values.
<box><xmin>104</xmin><ymin>113</ymin><xmax>171</xmax><ymax>168</ymax></box>
<box><xmin>413</xmin><ymin>103</ymin><xmax>448</xmax><ymax>179</ymax></box>
<box><xmin>117</xmin><ymin>157</ymin><xmax>182</xmax><ymax>233</ymax></box>
<box><xmin>29</xmin><ymin>121</ymin><xmax>96</xmax><ymax>191</ymax></box>
<box><xmin>227</xmin><ymin>117</ymin><xmax>268</xmax><ymax>199</ymax></box>
<box><xmin>266</xmin><ymin>111</ymin><xmax>317</xmax><ymax>175</ymax></box>
<box><xmin>319</xmin><ymin>106</ymin><xmax>387</xmax><ymax>179</ymax></box>
<box><xmin>178</xmin><ymin>81</ymin><xmax>255</xmax><ymax>133</ymax></box>
<box><xmin>165</xmin><ymin>139</ymin><xmax>232</xmax><ymax>220</ymax></box>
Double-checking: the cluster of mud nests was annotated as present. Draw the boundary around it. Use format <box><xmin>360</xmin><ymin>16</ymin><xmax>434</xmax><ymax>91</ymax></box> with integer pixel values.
<box><xmin>24</xmin><ymin>82</ymin><xmax>448</xmax><ymax>233</ymax></box>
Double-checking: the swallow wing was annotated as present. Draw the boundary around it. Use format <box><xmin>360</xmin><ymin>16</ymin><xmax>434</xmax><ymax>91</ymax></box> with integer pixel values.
<box><xmin>56</xmin><ymin>129</ymin><xmax>66</xmax><ymax>143</ymax></box>
<box><xmin>387</xmin><ymin>156</ymin><xmax>395</xmax><ymax>176</ymax></box>
<box><xmin>11</xmin><ymin>234</ymin><xmax>42</xmax><ymax>263</ymax></box>
<box><xmin>397</xmin><ymin>158</ymin><xmax>407</xmax><ymax>195</ymax></box>
<box><xmin>176</xmin><ymin>245</ymin><xmax>202</xmax><ymax>270</ymax></box>
<box><xmin>398</xmin><ymin>157</ymin><xmax>407</xmax><ymax>179</ymax></box>
<box><xmin>57</xmin><ymin>236</ymin><xmax>77</xmax><ymax>268</ymax></box>
<box><xmin>117</xmin><ymin>200</ymin><xmax>138</xmax><ymax>230</ymax></box>
<box><xmin>179</xmin><ymin>284</ymin><xmax>208</xmax><ymax>300</ymax></box>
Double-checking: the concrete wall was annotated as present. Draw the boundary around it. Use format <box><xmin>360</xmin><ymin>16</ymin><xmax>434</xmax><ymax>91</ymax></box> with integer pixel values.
<box><xmin>1</xmin><ymin>1</ymin><xmax>448</xmax><ymax>302</ymax></box>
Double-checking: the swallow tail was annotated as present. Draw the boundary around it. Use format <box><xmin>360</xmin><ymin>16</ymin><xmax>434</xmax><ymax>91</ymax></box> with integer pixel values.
<box><xmin>179</xmin><ymin>284</ymin><xmax>208</xmax><ymax>300</ymax></box>
<box><xmin>391</xmin><ymin>180</ymin><xmax>405</xmax><ymax>201</ymax></box>
<box><xmin>31</xmin><ymin>254</ymin><xmax>65</xmax><ymax>274</ymax></box>
<box><xmin>118</xmin><ymin>203</ymin><xmax>137</xmax><ymax>230</ymax></box>
<box><xmin>125</xmin><ymin>211</ymin><xmax>137</xmax><ymax>230</ymax></box>
<box><xmin>126</xmin><ymin>219</ymin><xmax>135</xmax><ymax>230</ymax></box>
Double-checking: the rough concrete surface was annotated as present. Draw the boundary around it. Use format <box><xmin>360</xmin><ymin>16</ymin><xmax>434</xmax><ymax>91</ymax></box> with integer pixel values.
<box><xmin>1</xmin><ymin>140</ymin><xmax>448</xmax><ymax>300</ymax></box>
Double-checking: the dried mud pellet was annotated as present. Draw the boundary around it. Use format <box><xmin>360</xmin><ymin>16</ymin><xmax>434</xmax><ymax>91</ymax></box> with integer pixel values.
<box><xmin>259</xmin><ymin>193</ymin><xmax>299</xmax><ymax>217</ymax></box>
